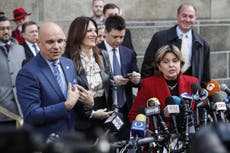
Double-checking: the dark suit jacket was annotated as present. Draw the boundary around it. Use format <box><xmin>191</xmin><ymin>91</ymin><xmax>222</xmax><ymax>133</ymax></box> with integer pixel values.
<box><xmin>98</xmin><ymin>42</ymin><xmax>139</xmax><ymax>110</ymax></box>
<box><xmin>74</xmin><ymin>49</ymin><xmax>116</xmax><ymax>130</ymax></box>
<box><xmin>22</xmin><ymin>42</ymin><xmax>35</xmax><ymax>64</ymax></box>
<box><xmin>129</xmin><ymin>74</ymin><xmax>199</xmax><ymax>130</ymax></box>
<box><xmin>122</xmin><ymin>29</ymin><xmax>135</xmax><ymax>55</ymax></box>
<box><xmin>16</xmin><ymin>53</ymin><xmax>78</xmax><ymax>138</ymax></box>
<box><xmin>141</xmin><ymin>25</ymin><xmax>210</xmax><ymax>87</ymax></box>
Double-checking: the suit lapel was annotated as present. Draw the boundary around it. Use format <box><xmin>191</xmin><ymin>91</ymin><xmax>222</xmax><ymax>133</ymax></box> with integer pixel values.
<box><xmin>78</xmin><ymin>70</ymin><xmax>88</xmax><ymax>88</ymax></box>
<box><xmin>37</xmin><ymin>54</ymin><xmax>64</xmax><ymax>98</ymax></box>
<box><xmin>118</xmin><ymin>46</ymin><xmax>126</xmax><ymax>75</ymax></box>
<box><xmin>23</xmin><ymin>42</ymin><xmax>34</xmax><ymax>58</ymax></box>
<box><xmin>60</xmin><ymin>57</ymin><xmax>73</xmax><ymax>85</ymax></box>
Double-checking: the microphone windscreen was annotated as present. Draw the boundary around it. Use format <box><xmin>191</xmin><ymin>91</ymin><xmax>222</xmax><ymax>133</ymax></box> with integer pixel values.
<box><xmin>138</xmin><ymin>106</ymin><xmax>146</xmax><ymax>115</ymax></box>
<box><xmin>212</xmin><ymin>91</ymin><xmax>228</xmax><ymax>102</ymax></box>
<box><xmin>147</xmin><ymin>97</ymin><xmax>160</xmax><ymax>107</ymax></box>
<box><xmin>165</xmin><ymin>96</ymin><xmax>174</xmax><ymax>105</ymax></box>
<box><xmin>206</xmin><ymin>80</ymin><xmax>221</xmax><ymax>96</ymax></box>
<box><xmin>172</xmin><ymin>96</ymin><xmax>182</xmax><ymax>105</ymax></box>
<box><xmin>180</xmin><ymin>92</ymin><xmax>193</xmax><ymax>100</ymax></box>
<box><xmin>135</xmin><ymin>114</ymin><xmax>146</xmax><ymax>122</ymax></box>
<box><xmin>191</xmin><ymin>83</ymin><xmax>200</xmax><ymax>94</ymax></box>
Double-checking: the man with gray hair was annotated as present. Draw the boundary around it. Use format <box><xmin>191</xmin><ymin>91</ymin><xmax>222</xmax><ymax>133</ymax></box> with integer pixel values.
<box><xmin>21</xmin><ymin>21</ymin><xmax>39</xmax><ymax>64</ymax></box>
<box><xmin>141</xmin><ymin>3</ymin><xmax>210</xmax><ymax>88</ymax></box>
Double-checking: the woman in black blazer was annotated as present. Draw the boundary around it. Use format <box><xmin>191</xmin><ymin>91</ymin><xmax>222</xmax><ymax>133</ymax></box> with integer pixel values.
<box><xmin>65</xmin><ymin>16</ymin><xmax>116</xmax><ymax>142</ymax></box>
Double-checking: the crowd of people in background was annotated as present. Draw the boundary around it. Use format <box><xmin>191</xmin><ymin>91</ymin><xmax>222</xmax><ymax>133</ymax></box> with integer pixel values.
<box><xmin>0</xmin><ymin>0</ymin><xmax>214</xmax><ymax>152</ymax></box>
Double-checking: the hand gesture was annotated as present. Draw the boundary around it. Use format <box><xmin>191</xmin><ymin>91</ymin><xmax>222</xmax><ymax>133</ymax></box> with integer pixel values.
<box><xmin>129</xmin><ymin>71</ymin><xmax>141</xmax><ymax>84</ymax></box>
<box><xmin>114</xmin><ymin>75</ymin><xmax>129</xmax><ymax>86</ymax></box>
<box><xmin>92</xmin><ymin>108</ymin><xmax>114</xmax><ymax>120</ymax></box>
<box><xmin>65</xmin><ymin>83</ymin><xmax>79</xmax><ymax>110</ymax></box>
<box><xmin>77</xmin><ymin>84</ymin><xmax>94</xmax><ymax>107</ymax></box>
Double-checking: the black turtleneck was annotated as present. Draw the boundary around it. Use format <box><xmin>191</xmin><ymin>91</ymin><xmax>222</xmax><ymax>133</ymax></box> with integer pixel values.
<box><xmin>166</xmin><ymin>78</ymin><xmax>178</xmax><ymax>96</ymax></box>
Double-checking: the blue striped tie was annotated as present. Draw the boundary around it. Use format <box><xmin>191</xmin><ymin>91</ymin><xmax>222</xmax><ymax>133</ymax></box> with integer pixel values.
<box><xmin>32</xmin><ymin>44</ymin><xmax>39</xmax><ymax>54</ymax></box>
<box><xmin>52</xmin><ymin>61</ymin><xmax>67</xmax><ymax>97</ymax></box>
<box><xmin>112</xmin><ymin>48</ymin><xmax>125</xmax><ymax>107</ymax></box>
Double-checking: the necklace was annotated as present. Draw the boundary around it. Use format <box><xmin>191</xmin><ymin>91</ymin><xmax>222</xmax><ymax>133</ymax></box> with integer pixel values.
<box><xmin>168</xmin><ymin>83</ymin><xmax>178</xmax><ymax>90</ymax></box>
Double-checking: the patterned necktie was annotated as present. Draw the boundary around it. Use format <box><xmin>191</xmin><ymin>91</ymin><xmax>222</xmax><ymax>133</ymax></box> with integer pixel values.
<box><xmin>52</xmin><ymin>61</ymin><xmax>67</xmax><ymax>97</ymax></box>
<box><xmin>112</xmin><ymin>48</ymin><xmax>124</xmax><ymax>107</ymax></box>
<box><xmin>181</xmin><ymin>33</ymin><xmax>190</xmax><ymax>73</ymax></box>
<box><xmin>112</xmin><ymin>48</ymin><xmax>121</xmax><ymax>75</ymax></box>
<box><xmin>32</xmin><ymin>44</ymin><xmax>39</xmax><ymax>54</ymax></box>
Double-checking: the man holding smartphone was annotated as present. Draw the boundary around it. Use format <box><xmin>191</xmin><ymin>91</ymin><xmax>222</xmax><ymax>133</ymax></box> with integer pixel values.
<box><xmin>98</xmin><ymin>15</ymin><xmax>141</xmax><ymax>140</ymax></box>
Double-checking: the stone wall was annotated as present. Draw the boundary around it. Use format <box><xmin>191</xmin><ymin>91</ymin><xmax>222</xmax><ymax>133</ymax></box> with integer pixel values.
<box><xmin>1</xmin><ymin>0</ymin><xmax>229</xmax><ymax>85</ymax></box>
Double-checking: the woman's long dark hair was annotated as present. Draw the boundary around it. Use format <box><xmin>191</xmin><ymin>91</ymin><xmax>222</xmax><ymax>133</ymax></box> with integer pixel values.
<box><xmin>65</xmin><ymin>16</ymin><xmax>103</xmax><ymax>74</ymax></box>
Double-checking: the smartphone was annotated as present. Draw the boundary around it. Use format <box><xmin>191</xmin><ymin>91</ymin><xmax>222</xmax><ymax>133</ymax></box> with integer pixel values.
<box><xmin>124</xmin><ymin>73</ymin><xmax>132</xmax><ymax>78</ymax></box>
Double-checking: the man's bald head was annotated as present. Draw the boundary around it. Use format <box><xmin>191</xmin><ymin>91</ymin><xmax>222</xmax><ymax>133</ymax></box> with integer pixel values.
<box><xmin>38</xmin><ymin>22</ymin><xmax>65</xmax><ymax>40</ymax></box>
<box><xmin>38</xmin><ymin>22</ymin><xmax>66</xmax><ymax>61</ymax></box>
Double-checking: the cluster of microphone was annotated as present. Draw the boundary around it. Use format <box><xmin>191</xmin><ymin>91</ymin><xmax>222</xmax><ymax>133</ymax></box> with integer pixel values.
<box><xmin>111</xmin><ymin>80</ymin><xmax>230</xmax><ymax>152</ymax></box>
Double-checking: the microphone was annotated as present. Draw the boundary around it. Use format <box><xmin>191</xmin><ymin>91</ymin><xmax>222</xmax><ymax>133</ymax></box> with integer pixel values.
<box><xmin>172</xmin><ymin>96</ymin><xmax>182</xmax><ymax>105</ymax></box>
<box><xmin>191</xmin><ymin>83</ymin><xmax>211</xmax><ymax>127</ymax></box>
<box><xmin>191</xmin><ymin>83</ymin><xmax>209</xmax><ymax>101</ymax></box>
<box><xmin>191</xmin><ymin>83</ymin><xmax>201</xmax><ymax>101</ymax></box>
<box><xmin>212</xmin><ymin>91</ymin><xmax>228</xmax><ymax>122</ymax></box>
<box><xmin>180</xmin><ymin>92</ymin><xmax>193</xmax><ymax>101</ymax></box>
<box><xmin>146</xmin><ymin>98</ymin><xmax>170</xmax><ymax>136</ymax></box>
<box><xmin>164</xmin><ymin>96</ymin><xmax>180</xmax><ymax>136</ymax></box>
<box><xmin>179</xmin><ymin>93</ymin><xmax>196</xmax><ymax>138</ymax></box>
<box><xmin>104</xmin><ymin>112</ymin><xmax>124</xmax><ymax>133</ymax></box>
<box><xmin>191</xmin><ymin>83</ymin><xmax>201</xmax><ymax>127</ymax></box>
<box><xmin>130</xmin><ymin>113</ymin><xmax>147</xmax><ymax>138</ymax></box>
<box><xmin>191</xmin><ymin>83</ymin><xmax>200</xmax><ymax>95</ymax></box>
<box><xmin>164</xmin><ymin>97</ymin><xmax>180</xmax><ymax>117</ymax></box>
<box><xmin>221</xmin><ymin>83</ymin><xmax>230</xmax><ymax>96</ymax></box>
<box><xmin>191</xmin><ymin>83</ymin><xmax>210</xmax><ymax>108</ymax></box>
<box><xmin>111</xmin><ymin>80</ymin><xmax>119</xmax><ymax>112</ymax></box>
<box><xmin>145</xmin><ymin>98</ymin><xmax>160</xmax><ymax>138</ymax></box>
<box><xmin>128</xmin><ymin>109</ymin><xmax>147</xmax><ymax>152</ymax></box>
<box><xmin>223</xmin><ymin>96</ymin><xmax>230</xmax><ymax>111</ymax></box>
<box><xmin>105</xmin><ymin>81</ymin><xmax>124</xmax><ymax>134</ymax></box>
<box><xmin>212</xmin><ymin>91</ymin><xmax>228</xmax><ymax>111</ymax></box>
<box><xmin>180</xmin><ymin>92</ymin><xmax>193</xmax><ymax>112</ymax></box>
<box><xmin>206</xmin><ymin>80</ymin><xmax>221</xmax><ymax>96</ymax></box>
<box><xmin>111</xmin><ymin>136</ymin><xmax>156</xmax><ymax>149</ymax></box>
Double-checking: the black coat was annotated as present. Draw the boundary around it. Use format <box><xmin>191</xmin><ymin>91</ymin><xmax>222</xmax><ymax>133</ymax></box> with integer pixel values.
<box><xmin>141</xmin><ymin>25</ymin><xmax>210</xmax><ymax>87</ymax></box>
<box><xmin>97</xmin><ymin>41</ymin><xmax>140</xmax><ymax>110</ymax></box>
<box><xmin>122</xmin><ymin>29</ymin><xmax>135</xmax><ymax>55</ymax></box>
<box><xmin>22</xmin><ymin>42</ymin><xmax>35</xmax><ymax>65</ymax></box>
<box><xmin>74</xmin><ymin>49</ymin><xmax>115</xmax><ymax>130</ymax></box>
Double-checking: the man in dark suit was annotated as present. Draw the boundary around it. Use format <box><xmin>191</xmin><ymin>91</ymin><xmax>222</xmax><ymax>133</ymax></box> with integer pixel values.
<box><xmin>16</xmin><ymin>22</ymin><xmax>93</xmax><ymax>139</ymax></box>
<box><xmin>98</xmin><ymin>15</ymin><xmax>140</xmax><ymax>140</ymax></box>
<box><xmin>141</xmin><ymin>3</ymin><xmax>210</xmax><ymax>88</ymax></box>
<box><xmin>21</xmin><ymin>21</ymin><xmax>39</xmax><ymax>64</ymax></box>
